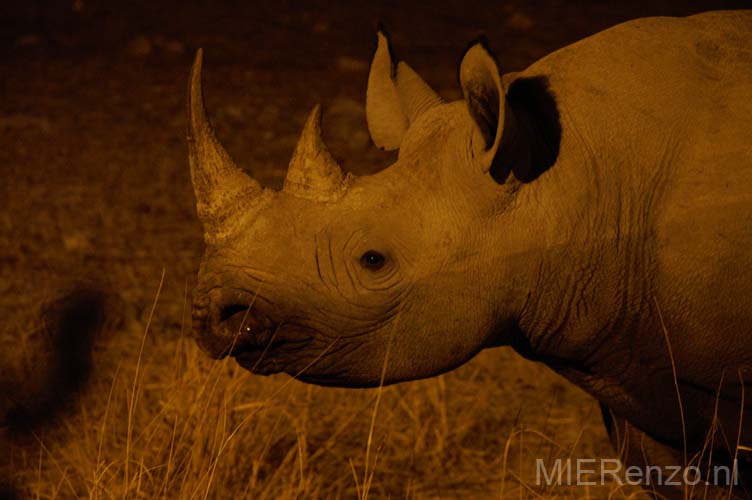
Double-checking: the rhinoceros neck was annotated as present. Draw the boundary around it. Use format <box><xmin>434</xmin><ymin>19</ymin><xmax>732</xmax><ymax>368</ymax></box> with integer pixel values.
<box><xmin>503</xmin><ymin>28</ymin><xmax>716</xmax><ymax>365</ymax></box>
<box><xmin>508</xmin><ymin>124</ymin><xmax>671</xmax><ymax>368</ymax></box>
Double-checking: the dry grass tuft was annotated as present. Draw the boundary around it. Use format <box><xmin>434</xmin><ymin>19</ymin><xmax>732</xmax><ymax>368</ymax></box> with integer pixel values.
<box><xmin>0</xmin><ymin>275</ymin><xmax>641</xmax><ymax>499</ymax></box>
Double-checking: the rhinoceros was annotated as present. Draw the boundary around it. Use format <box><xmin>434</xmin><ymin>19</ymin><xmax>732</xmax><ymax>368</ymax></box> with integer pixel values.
<box><xmin>188</xmin><ymin>10</ymin><xmax>752</xmax><ymax>498</ymax></box>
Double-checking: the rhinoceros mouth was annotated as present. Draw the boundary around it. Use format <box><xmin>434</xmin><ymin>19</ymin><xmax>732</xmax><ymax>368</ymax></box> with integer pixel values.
<box><xmin>231</xmin><ymin>344</ymin><xmax>284</xmax><ymax>373</ymax></box>
<box><xmin>192</xmin><ymin>292</ymin><xmax>319</xmax><ymax>375</ymax></box>
<box><xmin>230</xmin><ymin>338</ymin><xmax>276</xmax><ymax>369</ymax></box>
<box><xmin>192</xmin><ymin>299</ymin><xmax>281</xmax><ymax>360</ymax></box>
<box><xmin>228</xmin><ymin>321</ymin><xmax>319</xmax><ymax>375</ymax></box>
<box><xmin>219</xmin><ymin>304</ymin><xmax>277</xmax><ymax>345</ymax></box>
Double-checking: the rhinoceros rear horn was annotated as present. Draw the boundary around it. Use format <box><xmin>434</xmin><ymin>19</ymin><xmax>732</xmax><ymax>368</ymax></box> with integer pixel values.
<box><xmin>366</xmin><ymin>30</ymin><xmax>443</xmax><ymax>150</ymax></box>
<box><xmin>284</xmin><ymin>105</ymin><xmax>346</xmax><ymax>202</ymax></box>
<box><xmin>459</xmin><ymin>41</ymin><xmax>513</xmax><ymax>173</ymax></box>
<box><xmin>187</xmin><ymin>49</ymin><xmax>263</xmax><ymax>243</ymax></box>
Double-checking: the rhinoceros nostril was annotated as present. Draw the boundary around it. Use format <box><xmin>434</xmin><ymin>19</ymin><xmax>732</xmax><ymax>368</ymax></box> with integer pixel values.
<box><xmin>220</xmin><ymin>304</ymin><xmax>250</xmax><ymax>322</ymax></box>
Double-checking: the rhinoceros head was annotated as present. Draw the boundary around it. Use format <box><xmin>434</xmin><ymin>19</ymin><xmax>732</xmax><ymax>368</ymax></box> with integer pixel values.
<box><xmin>189</xmin><ymin>33</ymin><xmax>535</xmax><ymax>387</ymax></box>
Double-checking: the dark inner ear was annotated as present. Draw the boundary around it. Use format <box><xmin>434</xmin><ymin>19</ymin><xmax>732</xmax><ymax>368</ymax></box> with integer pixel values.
<box><xmin>466</xmin><ymin>81</ymin><xmax>500</xmax><ymax>150</ymax></box>
<box><xmin>497</xmin><ymin>76</ymin><xmax>561</xmax><ymax>182</ymax></box>
<box><xmin>490</xmin><ymin>76</ymin><xmax>561</xmax><ymax>184</ymax></box>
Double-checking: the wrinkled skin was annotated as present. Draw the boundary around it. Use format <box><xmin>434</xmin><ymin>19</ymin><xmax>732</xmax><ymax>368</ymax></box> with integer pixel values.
<box><xmin>189</xmin><ymin>10</ymin><xmax>752</xmax><ymax>499</ymax></box>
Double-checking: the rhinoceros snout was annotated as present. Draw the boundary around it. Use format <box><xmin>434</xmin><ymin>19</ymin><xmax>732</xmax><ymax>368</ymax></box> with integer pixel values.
<box><xmin>191</xmin><ymin>289</ymin><xmax>277</xmax><ymax>361</ymax></box>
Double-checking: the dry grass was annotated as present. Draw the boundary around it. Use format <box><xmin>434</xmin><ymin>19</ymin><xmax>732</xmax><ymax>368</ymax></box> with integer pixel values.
<box><xmin>0</xmin><ymin>271</ymin><xmax>646</xmax><ymax>499</ymax></box>
<box><xmin>2</xmin><ymin>3</ymin><xmax>698</xmax><ymax>496</ymax></box>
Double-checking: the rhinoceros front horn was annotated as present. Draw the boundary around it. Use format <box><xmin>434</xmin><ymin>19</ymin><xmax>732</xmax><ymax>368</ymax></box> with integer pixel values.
<box><xmin>283</xmin><ymin>105</ymin><xmax>346</xmax><ymax>201</ymax></box>
<box><xmin>187</xmin><ymin>49</ymin><xmax>263</xmax><ymax>243</ymax></box>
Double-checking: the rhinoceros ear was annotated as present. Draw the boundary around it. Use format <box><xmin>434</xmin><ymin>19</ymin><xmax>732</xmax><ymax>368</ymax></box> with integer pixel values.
<box><xmin>394</xmin><ymin>61</ymin><xmax>444</xmax><ymax>125</ymax></box>
<box><xmin>459</xmin><ymin>41</ymin><xmax>512</xmax><ymax>173</ymax></box>
<box><xmin>366</xmin><ymin>31</ymin><xmax>408</xmax><ymax>150</ymax></box>
<box><xmin>366</xmin><ymin>30</ymin><xmax>443</xmax><ymax>150</ymax></box>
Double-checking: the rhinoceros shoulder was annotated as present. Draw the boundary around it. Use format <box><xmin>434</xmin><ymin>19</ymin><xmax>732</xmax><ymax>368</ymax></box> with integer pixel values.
<box><xmin>503</xmin><ymin>10</ymin><xmax>752</xmax><ymax>395</ymax></box>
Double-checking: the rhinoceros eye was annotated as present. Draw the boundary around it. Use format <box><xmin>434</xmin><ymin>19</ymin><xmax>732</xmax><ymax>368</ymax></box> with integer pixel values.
<box><xmin>359</xmin><ymin>250</ymin><xmax>386</xmax><ymax>270</ymax></box>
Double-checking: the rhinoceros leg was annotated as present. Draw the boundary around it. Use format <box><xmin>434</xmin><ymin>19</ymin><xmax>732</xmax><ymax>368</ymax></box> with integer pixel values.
<box><xmin>600</xmin><ymin>404</ymin><xmax>750</xmax><ymax>499</ymax></box>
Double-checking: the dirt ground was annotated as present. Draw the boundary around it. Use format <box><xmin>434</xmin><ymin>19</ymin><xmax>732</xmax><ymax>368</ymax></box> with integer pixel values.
<box><xmin>1</xmin><ymin>1</ymin><xmax>750</xmax><ymax>499</ymax></box>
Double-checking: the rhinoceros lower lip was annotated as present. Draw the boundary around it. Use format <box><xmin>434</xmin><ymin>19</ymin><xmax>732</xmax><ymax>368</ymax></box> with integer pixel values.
<box><xmin>230</xmin><ymin>341</ymin><xmax>285</xmax><ymax>373</ymax></box>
